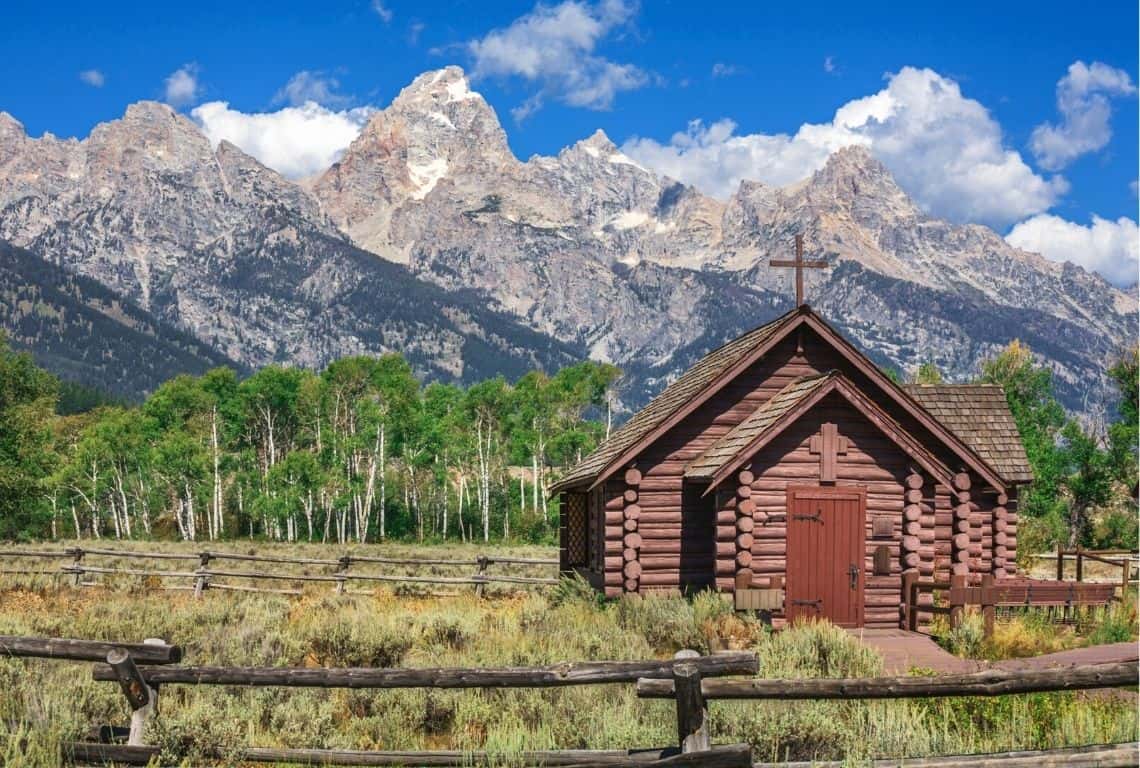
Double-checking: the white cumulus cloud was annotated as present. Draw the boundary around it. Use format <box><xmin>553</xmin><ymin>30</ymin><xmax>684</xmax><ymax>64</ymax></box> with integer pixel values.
<box><xmin>467</xmin><ymin>0</ymin><xmax>647</xmax><ymax>116</ymax></box>
<box><xmin>622</xmin><ymin>66</ymin><xmax>1066</xmax><ymax>228</ymax></box>
<box><xmin>1030</xmin><ymin>61</ymin><xmax>1136</xmax><ymax>171</ymax></box>
<box><xmin>273</xmin><ymin>71</ymin><xmax>351</xmax><ymax>108</ymax></box>
<box><xmin>1006</xmin><ymin>214</ymin><xmax>1138</xmax><ymax>288</ymax></box>
<box><xmin>79</xmin><ymin>69</ymin><xmax>105</xmax><ymax>88</ymax></box>
<box><xmin>164</xmin><ymin>63</ymin><xmax>202</xmax><ymax>107</ymax></box>
<box><xmin>191</xmin><ymin>101</ymin><xmax>374</xmax><ymax>179</ymax></box>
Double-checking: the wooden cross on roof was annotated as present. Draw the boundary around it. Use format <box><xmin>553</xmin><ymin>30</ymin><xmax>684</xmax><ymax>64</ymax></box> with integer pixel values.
<box><xmin>771</xmin><ymin>234</ymin><xmax>828</xmax><ymax>306</ymax></box>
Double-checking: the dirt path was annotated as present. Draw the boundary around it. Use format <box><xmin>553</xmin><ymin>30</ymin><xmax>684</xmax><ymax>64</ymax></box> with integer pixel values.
<box><xmin>853</xmin><ymin>629</ymin><xmax>1138</xmax><ymax>674</ymax></box>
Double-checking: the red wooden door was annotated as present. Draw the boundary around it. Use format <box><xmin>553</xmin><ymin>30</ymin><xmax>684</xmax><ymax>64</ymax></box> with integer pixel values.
<box><xmin>785</xmin><ymin>486</ymin><xmax>866</xmax><ymax>627</ymax></box>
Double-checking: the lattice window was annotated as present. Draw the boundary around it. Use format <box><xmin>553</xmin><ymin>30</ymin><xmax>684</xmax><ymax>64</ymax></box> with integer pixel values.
<box><xmin>588</xmin><ymin>488</ymin><xmax>604</xmax><ymax>573</ymax></box>
<box><xmin>565</xmin><ymin>492</ymin><xmax>587</xmax><ymax>566</ymax></box>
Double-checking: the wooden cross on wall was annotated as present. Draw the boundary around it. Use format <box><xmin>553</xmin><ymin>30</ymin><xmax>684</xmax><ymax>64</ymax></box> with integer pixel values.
<box><xmin>810</xmin><ymin>422</ymin><xmax>848</xmax><ymax>483</ymax></box>
<box><xmin>771</xmin><ymin>234</ymin><xmax>828</xmax><ymax>306</ymax></box>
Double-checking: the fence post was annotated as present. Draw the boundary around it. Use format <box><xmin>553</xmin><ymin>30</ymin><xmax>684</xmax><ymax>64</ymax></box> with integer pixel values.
<box><xmin>672</xmin><ymin>649</ymin><xmax>709</xmax><ymax>754</ymax></box>
<box><xmin>901</xmin><ymin>571</ymin><xmax>917</xmax><ymax>631</ymax></box>
<box><xmin>1056</xmin><ymin>543</ymin><xmax>1064</xmax><ymax>581</ymax></box>
<box><xmin>949</xmin><ymin>573</ymin><xmax>967</xmax><ymax>630</ymax></box>
<box><xmin>193</xmin><ymin>552</ymin><xmax>211</xmax><ymax>599</ymax></box>
<box><xmin>474</xmin><ymin>556</ymin><xmax>489</xmax><ymax>598</ymax></box>
<box><xmin>1121</xmin><ymin>558</ymin><xmax>1131</xmax><ymax>600</ymax></box>
<box><xmin>107</xmin><ymin>638</ymin><xmax>164</xmax><ymax>746</ymax></box>
<box><xmin>980</xmin><ymin>573</ymin><xmax>995</xmax><ymax>639</ymax></box>
<box><xmin>335</xmin><ymin>555</ymin><xmax>350</xmax><ymax>596</ymax></box>
<box><xmin>1075</xmin><ymin>547</ymin><xmax>1084</xmax><ymax>583</ymax></box>
<box><xmin>69</xmin><ymin>547</ymin><xmax>84</xmax><ymax>587</ymax></box>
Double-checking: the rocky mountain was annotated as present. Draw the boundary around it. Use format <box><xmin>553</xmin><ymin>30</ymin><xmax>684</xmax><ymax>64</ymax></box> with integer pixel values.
<box><xmin>309</xmin><ymin>67</ymin><xmax>1134</xmax><ymax>410</ymax></box>
<box><xmin>0</xmin><ymin>102</ymin><xmax>581</xmax><ymax>391</ymax></box>
<box><xmin>0</xmin><ymin>66</ymin><xmax>1134</xmax><ymax>412</ymax></box>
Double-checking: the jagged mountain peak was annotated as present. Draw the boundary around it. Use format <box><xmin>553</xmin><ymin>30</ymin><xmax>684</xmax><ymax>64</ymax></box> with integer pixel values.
<box><xmin>394</xmin><ymin>65</ymin><xmax>482</xmax><ymax>105</ymax></box>
<box><xmin>577</xmin><ymin>129</ymin><xmax>619</xmax><ymax>154</ymax></box>
<box><xmin>0</xmin><ymin>112</ymin><xmax>26</xmax><ymax>139</ymax></box>
<box><xmin>808</xmin><ymin>145</ymin><xmax>906</xmax><ymax>197</ymax></box>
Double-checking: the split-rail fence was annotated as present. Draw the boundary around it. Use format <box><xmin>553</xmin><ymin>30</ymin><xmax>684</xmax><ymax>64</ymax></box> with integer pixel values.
<box><xmin>0</xmin><ymin>546</ymin><xmax>559</xmax><ymax>597</ymax></box>
<box><xmin>2</xmin><ymin>634</ymin><xmax>1137</xmax><ymax>767</ymax></box>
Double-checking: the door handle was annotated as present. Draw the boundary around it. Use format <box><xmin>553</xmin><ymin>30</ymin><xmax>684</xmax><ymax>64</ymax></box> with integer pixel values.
<box><xmin>849</xmin><ymin>564</ymin><xmax>859</xmax><ymax>590</ymax></box>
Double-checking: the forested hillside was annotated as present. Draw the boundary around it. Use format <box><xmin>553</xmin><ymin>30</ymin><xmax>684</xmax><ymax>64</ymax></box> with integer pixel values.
<box><xmin>0</xmin><ymin>239</ymin><xmax>241</xmax><ymax>398</ymax></box>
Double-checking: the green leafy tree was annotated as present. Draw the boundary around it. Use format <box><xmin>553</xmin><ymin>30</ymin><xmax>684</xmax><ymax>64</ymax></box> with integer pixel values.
<box><xmin>979</xmin><ymin>341</ymin><xmax>1068</xmax><ymax>525</ymax></box>
<box><xmin>1106</xmin><ymin>347</ymin><xmax>1138</xmax><ymax>492</ymax></box>
<box><xmin>910</xmin><ymin>362</ymin><xmax>944</xmax><ymax>385</ymax></box>
<box><xmin>0</xmin><ymin>335</ymin><xmax>59</xmax><ymax>538</ymax></box>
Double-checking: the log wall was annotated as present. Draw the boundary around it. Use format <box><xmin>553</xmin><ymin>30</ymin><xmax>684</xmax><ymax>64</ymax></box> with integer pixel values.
<box><xmin>596</xmin><ymin>328</ymin><xmax>1009</xmax><ymax>620</ymax></box>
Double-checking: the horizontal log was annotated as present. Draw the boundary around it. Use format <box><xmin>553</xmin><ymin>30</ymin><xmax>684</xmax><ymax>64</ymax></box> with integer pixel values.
<box><xmin>624</xmin><ymin>533</ymin><xmax>642</xmax><ymax>549</ymax></box>
<box><xmin>624</xmin><ymin>468</ymin><xmax>642</xmax><ymax>486</ymax></box>
<box><xmin>738</xmin><ymin>470</ymin><xmax>754</xmax><ymax>485</ymax></box>
<box><xmin>95</xmin><ymin>652</ymin><xmax>759</xmax><ymax>690</ymax></box>
<box><xmin>904</xmin><ymin>505</ymin><xmax>922</xmax><ymax>522</ymax></box>
<box><xmin>625</xmin><ymin>578</ymin><xmax>640</xmax><ymax>593</ymax></box>
<box><xmin>736</xmin><ymin>533</ymin><xmax>754</xmax><ymax>551</ymax></box>
<box><xmin>624</xmin><ymin>489</ymin><xmax>639</xmax><ymax>503</ymax></box>
<box><xmin>905</xmin><ymin>473</ymin><xmax>924</xmax><ymax>490</ymax></box>
<box><xmin>638</xmin><ymin>511</ymin><xmax>682</xmax><ymax>525</ymax></box>
<box><xmin>638</xmin><ymin>556</ymin><xmax>714</xmax><ymax>570</ymax></box>
<box><xmin>624</xmin><ymin>561</ymin><xmax>642</xmax><ymax>579</ymax></box>
<box><xmin>638</xmin><ymin>662</ymin><xmax>1137</xmax><ymax>701</ymax></box>
<box><xmin>0</xmin><ymin>635</ymin><xmax>182</xmax><ymax>664</ymax></box>
<box><xmin>623</xmin><ymin>519</ymin><xmax>638</xmax><ymax>532</ymax></box>
<box><xmin>62</xmin><ymin>742</ymin><xmax>758</xmax><ymax>768</ymax></box>
<box><xmin>624</xmin><ymin>504</ymin><xmax>641</xmax><ymax>521</ymax></box>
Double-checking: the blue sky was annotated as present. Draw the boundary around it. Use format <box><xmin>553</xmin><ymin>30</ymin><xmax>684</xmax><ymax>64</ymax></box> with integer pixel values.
<box><xmin>2</xmin><ymin>0</ymin><xmax>1137</xmax><ymax>284</ymax></box>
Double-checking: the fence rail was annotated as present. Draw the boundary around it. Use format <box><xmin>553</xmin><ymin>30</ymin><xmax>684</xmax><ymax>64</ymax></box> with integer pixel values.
<box><xmin>0</xmin><ymin>546</ymin><xmax>560</xmax><ymax>597</ymax></box>
<box><xmin>902</xmin><ymin>572</ymin><xmax>1120</xmax><ymax>638</ymax></box>
<box><xmin>6</xmin><ymin>634</ymin><xmax>1139</xmax><ymax>767</ymax></box>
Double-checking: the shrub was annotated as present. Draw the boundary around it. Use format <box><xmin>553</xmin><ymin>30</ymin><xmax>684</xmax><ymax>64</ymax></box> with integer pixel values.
<box><xmin>548</xmin><ymin>573</ymin><xmax>600</xmax><ymax>609</ymax></box>
<box><xmin>942</xmin><ymin>612</ymin><xmax>984</xmax><ymax>658</ymax></box>
<box><xmin>1085</xmin><ymin>601</ymin><xmax>1138</xmax><ymax>645</ymax></box>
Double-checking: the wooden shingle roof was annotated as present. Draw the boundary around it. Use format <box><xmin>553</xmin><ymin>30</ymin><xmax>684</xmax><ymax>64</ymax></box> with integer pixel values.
<box><xmin>685</xmin><ymin>373</ymin><xmax>836</xmax><ymax>481</ymax></box>
<box><xmin>903</xmin><ymin>384</ymin><xmax>1033</xmax><ymax>484</ymax></box>
<box><xmin>550</xmin><ymin>309</ymin><xmax>799</xmax><ymax>492</ymax></box>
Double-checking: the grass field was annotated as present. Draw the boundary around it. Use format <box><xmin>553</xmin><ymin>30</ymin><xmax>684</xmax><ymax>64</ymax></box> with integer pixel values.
<box><xmin>1</xmin><ymin>542</ymin><xmax>1137</xmax><ymax>767</ymax></box>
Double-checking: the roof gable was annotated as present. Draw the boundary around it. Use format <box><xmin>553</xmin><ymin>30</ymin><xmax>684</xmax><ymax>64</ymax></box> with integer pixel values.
<box><xmin>552</xmin><ymin>306</ymin><xmax>1015</xmax><ymax>494</ymax></box>
<box><xmin>549</xmin><ymin>307</ymin><xmax>800</xmax><ymax>492</ymax></box>
<box><xmin>685</xmin><ymin>372</ymin><xmax>955</xmax><ymax>492</ymax></box>
<box><xmin>903</xmin><ymin>384</ymin><xmax>1033</xmax><ymax>483</ymax></box>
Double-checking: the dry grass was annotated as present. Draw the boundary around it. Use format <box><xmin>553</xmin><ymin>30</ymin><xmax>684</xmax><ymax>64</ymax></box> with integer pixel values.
<box><xmin>0</xmin><ymin>542</ymin><xmax>1136</xmax><ymax>767</ymax></box>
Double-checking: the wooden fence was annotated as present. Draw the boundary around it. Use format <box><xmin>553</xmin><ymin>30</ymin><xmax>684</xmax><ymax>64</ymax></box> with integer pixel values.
<box><xmin>902</xmin><ymin>572</ymin><xmax>1121</xmax><ymax>638</ymax></box>
<box><xmin>1049</xmin><ymin>546</ymin><xmax>1138</xmax><ymax>595</ymax></box>
<box><xmin>0</xmin><ymin>546</ymin><xmax>559</xmax><ymax>597</ymax></box>
<box><xmin>3</xmin><ymin>633</ymin><xmax>1137</xmax><ymax>767</ymax></box>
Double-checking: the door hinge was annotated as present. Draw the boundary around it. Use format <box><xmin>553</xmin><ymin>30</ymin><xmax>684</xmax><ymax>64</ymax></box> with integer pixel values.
<box><xmin>792</xmin><ymin>513</ymin><xmax>822</xmax><ymax>523</ymax></box>
<box><xmin>790</xmin><ymin>599</ymin><xmax>823</xmax><ymax>608</ymax></box>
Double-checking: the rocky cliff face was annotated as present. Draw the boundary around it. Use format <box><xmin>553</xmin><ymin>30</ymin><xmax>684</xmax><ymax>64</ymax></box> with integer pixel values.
<box><xmin>0</xmin><ymin>101</ymin><xmax>580</xmax><ymax>386</ymax></box>
<box><xmin>0</xmin><ymin>67</ymin><xmax>1134</xmax><ymax>411</ymax></box>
